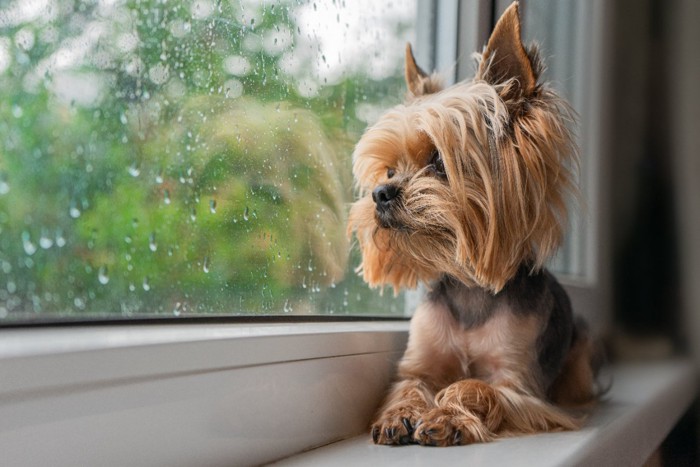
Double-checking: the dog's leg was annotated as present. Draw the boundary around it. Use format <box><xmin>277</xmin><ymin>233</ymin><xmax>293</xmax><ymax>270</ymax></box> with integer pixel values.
<box><xmin>371</xmin><ymin>378</ymin><xmax>436</xmax><ymax>445</ymax></box>
<box><xmin>413</xmin><ymin>379</ymin><xmax>580</xmax><ymax>446</ymax></box>
<box><xmin>548</xmin><ymin>318</ymin><xmax>600</xmax><ymax>406</ymax></box>
<box><xmin>412</xmin><ymin>379</ymin><xmax>500</xmax><ymax>446</ymax></box>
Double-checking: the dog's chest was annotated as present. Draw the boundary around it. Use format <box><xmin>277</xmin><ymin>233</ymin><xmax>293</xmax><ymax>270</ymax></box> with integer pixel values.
<box><xmin>411</xmin><ymin>302</ymin><xmax>540</xmax><ymax>382</ymax></box>
<box><xmin>458</xmin><ymin>309</ymin><xmax>539</xmax><ymax>381</ymax></box>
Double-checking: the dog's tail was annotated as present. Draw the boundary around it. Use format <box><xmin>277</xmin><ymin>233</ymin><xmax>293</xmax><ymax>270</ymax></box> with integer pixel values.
<box><xmin>494</xmin><ymin>386</ymin><xmax>580</xmax><ymax>436</ymax></box>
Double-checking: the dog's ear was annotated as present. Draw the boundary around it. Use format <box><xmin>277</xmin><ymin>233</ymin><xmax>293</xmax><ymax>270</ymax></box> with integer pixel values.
<box><xmin>405</xmin><ymin>43</ymin><xmax>442</xmax><ymax>98</ymax></box>
<box><xmin>477</xmin><ymin>2</ymin><xmax>536</xmax><ymax>98</ymax></box>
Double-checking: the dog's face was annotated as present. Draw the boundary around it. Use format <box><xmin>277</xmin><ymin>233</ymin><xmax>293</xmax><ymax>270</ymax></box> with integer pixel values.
<box><xmin>348</xmin><ymin>3</ymin><xmax>577</xmax><ymax>293</ymax></box>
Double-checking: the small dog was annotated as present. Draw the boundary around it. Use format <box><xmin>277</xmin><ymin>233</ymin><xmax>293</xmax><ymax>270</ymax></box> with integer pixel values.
<box><xmin>348</xmin><ymin>2</ymin><xmax>599</xmax><ymax>446</ymax></box>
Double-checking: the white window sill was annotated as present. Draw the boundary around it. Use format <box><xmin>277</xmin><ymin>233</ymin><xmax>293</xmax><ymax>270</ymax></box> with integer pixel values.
<box><xmin>0</xmin><ymin>321</ymin><xmax>410</xmax><ymax>466</ymax></box>
<box><xmin>1</xmin><ymin>322</ymin><xmax>695</xmax><ymax>467</ymax></box>
<box><xmin>274</xmin><ymin>360</ymin><xmax>697</xmax><ymax>467</ymax></box>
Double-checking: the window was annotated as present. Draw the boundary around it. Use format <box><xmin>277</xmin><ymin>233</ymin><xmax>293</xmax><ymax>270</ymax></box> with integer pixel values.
<box><xmin>0</xmin><ymin>2</ymin><xmax>624</xmax><ymax>466</ymax></box>
<box><xmin>0</xmin><ymin>0</ymin><xmax>418</xmax><ymax>322</ymax></box>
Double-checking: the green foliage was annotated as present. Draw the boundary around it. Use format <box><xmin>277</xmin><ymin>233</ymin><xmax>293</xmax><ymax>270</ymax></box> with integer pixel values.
<box><xmin>0</xmin><ymin>0</ymin><xmax>408</xmax><ymax>319</ymax></box>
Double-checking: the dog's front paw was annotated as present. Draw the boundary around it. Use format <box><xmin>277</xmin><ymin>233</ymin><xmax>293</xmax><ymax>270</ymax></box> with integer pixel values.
<box><xmin>413</xmin><ymin>408</ymin><xmax>491</xmax><ymax>447</ymax></box>
<box><xmin>371</xmin><ymin>408</ymin><xmax>423</xmax><ymax>445</ymax></box>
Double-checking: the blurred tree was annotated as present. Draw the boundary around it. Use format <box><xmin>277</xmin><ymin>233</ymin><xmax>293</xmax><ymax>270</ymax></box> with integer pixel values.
<box><xmin>0</xmin><ymin>0</ymin><xmax>408</xmax><ymax>318</ymax></box>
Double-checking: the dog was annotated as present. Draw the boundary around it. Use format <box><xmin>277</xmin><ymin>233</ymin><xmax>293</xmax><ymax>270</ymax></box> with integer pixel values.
<box><xmin>348</xmin><ymin>2</ymin><xmax>600</xmax><ymax>446</ymax></box>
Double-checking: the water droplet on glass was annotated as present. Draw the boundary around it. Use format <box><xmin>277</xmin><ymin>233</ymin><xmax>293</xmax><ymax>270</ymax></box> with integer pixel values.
<box><xmin>132</xmin><ymin>218</ymin><xmax>139</xmax><ymax>228</ymax></box>
<box><xmin>302</xmin><ymin>276</ymin><xmax>307</xmax><ymax>289</ymax></box>
<box><xmin>55</xmin><ymin>231</ymin><xmax>66</xmax><ymax>248</ymax></box>
<box><xmin>149</xmin><ymin>232</ymin><xmax>157</xmax><ymax>252</ymax></box>
<box><xmin>209</xmin><ymin>199</ymin><xmax>217</xmax><ymax>214</ymax></box>
<box><xmin>142</xmin><ymin>277</ymin><xmax>151</xmax><ymax>291</ymax></box>
<box><xmin>12</xmin><ymin>104</ymin><xmax>23</xmax><ymax>118</ymax></box>
<box><xmin>0</xmin><ymin>173</ymin><xmax>9</xmax><ymax>195</ymax></box>
<box><xmin>22</xmin><ymin>231</ymin><xmax>37</xmax><ymax>256</ymax></box>
<box><xmin>69</xmin><ymin>201</ymin><xmax>81</xmax><ymax>218</ymax></box>
<box><xmin>98</xmin><ymin>266</ymin><xmax>109</xmax><ymax>285</ymax></box>
<box><xmin>155</xmin><ymin>172</ymin><xmax>164</xmax><ymax>184</ymax></box>
<box><xmin>163</xmin><ymin>189</ymin><xmax>171</xmax><ymax>205</ymax></box>
<box><xmin>125</xmin><ymin>235</ymin><xmax>132</xmax><ymax>244</ymax></box>
<box><xmin>129</xmin><ymin>283</ymin><xmax>136</xmax><ymax>292</ymax></box>
<box><xmin>173</xmin><ymin>302</ymin><xmax>182</xmax><ymax>316</ymax></box>
<box><xmin>243</xmin><ymin>206</ymin><xmax>249</xmax><ymax>221</ymax></box>
<box><xmin>203</xmin><ymin>256</ymin><xmax>210</xmax><ymax>273</ymax></box>
<box><xmin>190</xmin><ymin>207</ymin><xmax>196</xmax><ymax>222</ymax></box>
<box><xmin>128</xmin><ymin>163</ymin><xmax>140</xmax><ymax>177</ymax></box>
<box><xmin>283</xmin><ymin>299</ymin><xmax>292</xmax><ymax>313</ymax></box>
<box><xmin>39</xmin><ymin>232</ymin><xmax>53</xmax><ymax>249</ymax></box>
<box><xmin>120</xmin><ymin>113</ymin><xmax>128</xmax><ymax>124</ymax></box>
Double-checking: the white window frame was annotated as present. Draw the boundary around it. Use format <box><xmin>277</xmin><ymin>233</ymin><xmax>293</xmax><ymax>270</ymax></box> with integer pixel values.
<box><xmin>0</xmin><ymin>1</ymin><xmax>616</xmax><ymax>465</ymax></box>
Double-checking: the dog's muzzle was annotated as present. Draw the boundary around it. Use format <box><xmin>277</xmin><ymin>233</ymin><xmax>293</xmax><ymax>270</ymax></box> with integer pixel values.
<box><xmin>372</xmin><ymin>184</ymin><xmax>400</xmax><ymax>212</ymax></box>
<box><xmin>372</xmin><ymin>184</ymin><xmax>402</xmax><ymax>228</ymax></box>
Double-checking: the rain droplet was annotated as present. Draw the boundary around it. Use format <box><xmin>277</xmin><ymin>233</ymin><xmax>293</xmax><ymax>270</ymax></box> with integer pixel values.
<box><xmin>155</xmin><ymin>172</ymin><xmax>164</xmax><ymax>184</ymax></box>
<box><xmin>190</xmin><ymin>207</ymin><xmax>196</xmax><ymax>222</ymax></box>
<box><xmin>163</xmin><ymin>189</ymin><xmax>171</xmax><ymax>205</ymax></box>
<box><xmin>39</xmin><ymin>231</ymin><xmax>53</xmax><ymax>249</ymax></box>
<box><xmin>142</xmin><ymin>277</ymin><xmax>151</xmax><ymax>291</ymax></box>
<box><xmin>120</xmin><ymin>113</ymin><xmax>128</xmax><ymax>124</ymax></box>
<box><xmin>98</xmin><ymin>266</ymin><xmax>109</xmax><ymax>285</ymax></box>
<box><xmin>283</xmin><ymin>299</ymin><xmax>292</xmax><ymax>313</ymax></box>
<box><xmin>55</xmin><ymin>231</ymin><xmax>66</xmax><ymax>248</ymax></box>
<box><xmin>21</xmin><ymin>231</ymin><xmax>36</xmax><ymax>256</ymax></box>
<box><xmin>132</xmin><ymin>218</ymin><xmax>139</xmax><ymax>228</ymax></box>
<box><xmin>209</xmin><ymin>199</ymin><xmax>216</xmax><ymax>214</ymax></box>
<box><xmin>173</xmin><ymin>302</ymin><xmax>182</xmax><ymax>316</ymax></box>
<box><xmin>243</xmin><ymin>206</ymin><xmax>249</xmax><ymax>221</ymax></box>
<box><xmin>128</xmin><ymin>163</ymin><xmax>140</xmax><ymax>177</ymax></box>
<box><xmin>0</xmin><ymin>173</ymin><xmax>9</xmax><ymax>195</ymax></box>
<box><xmin>149</xmin><ymin>232</ymin><xmax>157</xmax><ymax>252</ymax></box>
<box><xmin>69</xmin><ymin>201</ymin><xmax>81</xmax><ymax>218</ymax></box>
<box><xmin>125</xmin><ymin>235</ymin><xmax>132</xmax><ymax>244</ymax></box>
<box><xmin>203</xmin><ymin>256</ymin><xmax>210</xmax><ymax>273</ymax></box>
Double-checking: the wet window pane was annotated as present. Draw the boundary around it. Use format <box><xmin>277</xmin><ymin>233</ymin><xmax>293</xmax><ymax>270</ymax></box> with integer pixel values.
<box><xmin>0</xmin><ymin>0</ymin><xmax>416</xmax><ymax>320</ymax></box>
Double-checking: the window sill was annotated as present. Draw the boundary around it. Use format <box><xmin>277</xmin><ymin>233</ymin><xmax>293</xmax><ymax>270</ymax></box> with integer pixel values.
<box><xmin>274</xmin><ymin>360</ymin><xmax>697</xmax><ymax>467</ymax></box>
<box><xmin>0</xmin><ymin>321</ymin><xmax>409</xmax><ymax>466</ymax></box>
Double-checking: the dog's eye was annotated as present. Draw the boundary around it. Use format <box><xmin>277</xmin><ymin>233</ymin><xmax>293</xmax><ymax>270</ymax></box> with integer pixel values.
<box><xmin>387</xmin><ymin>168</ymin><xmax>396</xmax><ymax>179</ymax></box>
<box><xmin>429</xmin><ymin>150</ymin><xmax>446</xmax><ymax>178</ymax></box>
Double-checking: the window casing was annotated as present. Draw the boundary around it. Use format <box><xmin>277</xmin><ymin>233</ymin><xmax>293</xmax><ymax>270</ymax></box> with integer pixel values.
<box><xmin>0</xmin><ymin>2</ymin><xmax>614</xmax><ymax>465</ymax></box>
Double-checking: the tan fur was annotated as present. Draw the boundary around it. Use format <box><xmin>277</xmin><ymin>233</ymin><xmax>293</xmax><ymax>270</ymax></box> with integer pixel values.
<box><xmin>355</xmin><ymin>1</ymin><xmax>595</xmax><ymax>447</ymax></box>
<box><xmin>404</xmin><ymin>43</ymin><xmax>444</xmax><ymax>99</ymax></box>
<box><xmin>548</xmin><ymin>328</ymin><xmax>598</xmax><ymax>406</ymax></box>
<box><xmin>348</xmin><ymin>36</ymin><xmax>577</xmax><ymax>294</ymax></box>
<box><xmin>371</xmin><ymin>299</ymin><xmax>580</xmax><ymax>445</ymax></box>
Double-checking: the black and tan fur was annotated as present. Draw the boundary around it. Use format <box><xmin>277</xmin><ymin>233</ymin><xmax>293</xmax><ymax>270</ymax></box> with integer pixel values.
<box><xmin>348</xmin><ymin>2</ymin><xmax>600</xmax><ymax>446</ymax></box>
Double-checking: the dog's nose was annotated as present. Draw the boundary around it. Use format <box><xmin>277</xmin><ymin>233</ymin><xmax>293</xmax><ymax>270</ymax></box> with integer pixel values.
<box><xmin>372</xmin><ymin>184</ymin><xmax>400</xmax><ymax>211</ymax></box>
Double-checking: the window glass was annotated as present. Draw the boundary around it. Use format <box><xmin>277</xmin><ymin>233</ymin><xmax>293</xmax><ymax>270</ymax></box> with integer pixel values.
<box><xmin>0</xmin><ymin>0</ymin><xmax>416</xmax><ymax>321</ymax></box>
<box><xmin>523</xmin><ymin>0</ymin><xmax>594</xmax><ymax>280</ymax></box>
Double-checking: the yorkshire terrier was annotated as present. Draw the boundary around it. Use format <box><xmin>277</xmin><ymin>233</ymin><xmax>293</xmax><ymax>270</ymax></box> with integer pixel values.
<box><xmin>348</xmin><ymin>2</ymin><xmax>600</xmax><ymax>446</ymax></box>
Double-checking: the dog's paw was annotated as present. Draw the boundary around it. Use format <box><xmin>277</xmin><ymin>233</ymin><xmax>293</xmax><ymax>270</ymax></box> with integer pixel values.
<box><xmin>413</xmin><ymin>408</ymin><xmax>491</xmax><ymax>447</ymax></box>
<box><xmin>371</xmin><ymin>408</ymin><xmax>422</xmax><ymax>445</ymax></box>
